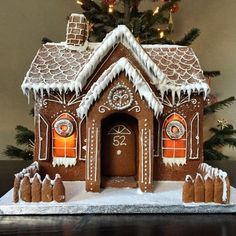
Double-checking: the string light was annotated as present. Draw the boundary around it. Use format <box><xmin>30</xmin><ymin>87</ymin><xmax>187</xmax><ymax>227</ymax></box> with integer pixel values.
<box><xmin>108</xmin><ymin>4</ymin><xmax>114</xmax><ymax>13</ymax></box>
<box><xmin>160</xmin><ymin>31</ymin><xmax>165</xmax><ymax>38</ymax></box>
<box><xmin>153</xmin><ymin>6</ymin><xmax>159</xmax><ymax>15</ymax></box>
<box><xmin>76</xmin><ymin>0</ymin><xmax>83</xmax><ymax>5</ymax></box>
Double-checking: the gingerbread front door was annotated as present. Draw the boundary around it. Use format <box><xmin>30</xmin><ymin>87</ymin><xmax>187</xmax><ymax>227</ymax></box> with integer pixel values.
<box><xmin>101</xmin><ymin>114</ymin><xmax>137</xmax><ymax>178</ymax></box>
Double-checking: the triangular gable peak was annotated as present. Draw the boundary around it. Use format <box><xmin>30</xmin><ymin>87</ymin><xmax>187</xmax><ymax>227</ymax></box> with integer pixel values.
<box><xmin>76</xmin><ymin>57</ymin><xmax>163</xmax><ymax>119</ymax></box>
<box><xmin>74</xmin><ymin>25</ymin><xmax>167</xmax><ymax>94</ymax></box>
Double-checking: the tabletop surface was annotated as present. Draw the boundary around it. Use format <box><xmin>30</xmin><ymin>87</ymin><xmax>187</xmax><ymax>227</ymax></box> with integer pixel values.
<box><xmin>0</xmin><ymin>160</ymin><xmax>236</xmax><ymax>236</ymax></box>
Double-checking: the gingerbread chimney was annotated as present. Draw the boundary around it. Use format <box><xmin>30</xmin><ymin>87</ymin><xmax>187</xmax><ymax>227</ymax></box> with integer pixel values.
<box><xmin>66</xmin><ymin>14</ymin><xmax>89</xmax><ymax>47</ymax></box>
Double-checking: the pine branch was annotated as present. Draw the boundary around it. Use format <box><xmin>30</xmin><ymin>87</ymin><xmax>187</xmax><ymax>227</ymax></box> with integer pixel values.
<box><xmin>175</xmin><ymin>28</ymin><xmax>200</xmax><ymax>46</ymax></box>
<box><xmin>15</xmin><ymin>125</ymin><xmax>35</xmax><ymax>146</ymax></box>
<box><xmin>159</xmin><ymin>0</ymin><xmax>181</xmax><ymax>13</ymax></box>
<box><xmin>223</xmin><ymin>138</ymin><xmax>236</xmax><ymax>148</ymax></box>
<box><xmin>203</xmin><ymin>71</ymin><xmax>221</xmax><ymax>77</ymax></box>
<box><xmin>204</xmin><ymin>148</ymin><xmax>229</xmax><ymax>160</ymax></box>
<box><xmin>204</xmin><ymin>96</ymin><xmax>236</xmax><ymax>115</ymax></box>
<box><xmin>3</xmin><ymin>145</ymin><xmax>33</xmax><ymax>160</ymax></box>
<box><xmin>209</xmin><ymin>126</ymin><xmax>236</xmax><ymax>135</ymax></box>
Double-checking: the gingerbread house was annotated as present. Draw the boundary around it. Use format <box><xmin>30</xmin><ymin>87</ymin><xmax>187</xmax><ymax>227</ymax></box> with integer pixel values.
<box><xmin>21</xmin><ymin>14</ymin><xmax>210</xmax><ymax>193</ymax></box>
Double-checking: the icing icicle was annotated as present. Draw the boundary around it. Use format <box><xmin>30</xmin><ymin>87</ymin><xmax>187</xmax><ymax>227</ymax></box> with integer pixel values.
<box><xmin>76</xmin><ymin>58</ymin><xmax>163</xmax><ymax>119</ymax></box>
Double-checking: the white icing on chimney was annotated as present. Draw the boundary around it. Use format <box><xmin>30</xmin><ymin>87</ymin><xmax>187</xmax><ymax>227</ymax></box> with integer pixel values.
<box><xmin>66</xmin><ymin>13</ymin><xmax>89</xmax><ymax>50</ymax></box>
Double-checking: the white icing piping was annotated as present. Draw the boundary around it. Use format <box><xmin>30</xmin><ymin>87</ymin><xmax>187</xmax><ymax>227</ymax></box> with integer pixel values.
<box><xmin>15</xmin><ymin>161</ymin><xmax>39</xmax><ymax>179</ymax></box>
<box><xmin>66</xmin><ymin>14</ymin><xmax>89</xmax><ymax>51</ymax></box>
<box><xmin>21</xmin><ymin>25</ymin><xmax>209</xmax><ymax>101</ymax></box>
<box><xmin>189</xmin><ymin>112</ymin><xmax>200</xmax><ymax>159</ymax></box>
<box><xmin>204</xmin><ymin>172</ymin><xmax>213</xmax><ymax>181</ymax></box>
<box><xmin>32</xmin><ymin>173</ymin><xmax>42</xmax><ymax>183</ymax></box>
<box><xmin>185</xmin><ymin>175</ymin><xmax>193</xmax><ymax>182</ymax></box>
<box><xmin>162</xmin><ymin>157</ymin><xmax>186</xmax><ymax>167</ymax></box>
<box><xmin>158</xmin><ymin>79</ymin><xmax>210</xmax><ymax>102</ymax></box>
<box><xmin>196</xmin><ymin>173</ymin><xmax>203</xmax><ymax>181</ymax></box>
<box><xmin>219</xmin><ymin>170</ymin><xmax>228</xmax><ymax>202</ymax></box>
<box><xmin>52</xmin><ymin>157</ymin><xmax>77</xmax><ymax>168</ymax></box>
<box><xmin>76</xmin><ymin>57</ymin><xmax>163</xmax><ymax>119</ymax></box>
<box><xmin>74</xmin><ymin>25</ymin><xmax>167</xmax><ymax>92</ymax></box>
<box><xmin>198</xmin><ymin>163</ymin><xmax>228</xmax><ymax>202</ymax></box>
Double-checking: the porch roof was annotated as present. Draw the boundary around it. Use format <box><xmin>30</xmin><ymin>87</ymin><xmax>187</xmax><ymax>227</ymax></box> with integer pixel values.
<box><xmin>76</xmin><ymin>57</ymin><xmax>163</xmax><ymax>119</ymax></box>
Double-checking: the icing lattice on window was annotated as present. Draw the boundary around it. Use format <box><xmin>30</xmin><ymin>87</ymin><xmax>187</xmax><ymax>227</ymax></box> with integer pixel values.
<box><xmin>52</xmin><ymin>113</ymin><xmax>78</xmax><ymax>167</ymax></box>
<box><xmin>162</xmin><ymin>113</ymin><xmax>187</xmax><ymax>166</ymax></box>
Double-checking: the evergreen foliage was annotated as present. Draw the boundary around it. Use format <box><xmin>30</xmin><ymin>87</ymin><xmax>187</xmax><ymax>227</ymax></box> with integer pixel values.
<box><xmin>3</xmin><ymin>110</ymin><xmax>34</xmax><ymax>160</ymax></box>
<box><xmin>204</xmin><ymin>125</ymin><xmax>236</xmax><ymax>160</ymax></box>
<box><xmin>80</xmin><ymin>0</ymin><xmax>200</xmax><ymax>45</ymax></box>
<box><xmin>204</xmin><ymin>96</ymin><xmax>236</xmax><ymax>115</ymax></box>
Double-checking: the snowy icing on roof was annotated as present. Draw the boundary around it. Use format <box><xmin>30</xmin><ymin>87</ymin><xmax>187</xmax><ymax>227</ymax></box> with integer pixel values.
<box><xmin>76</xmin><ymin>57</ymin><xmax>163</xmax><ymax>119</ymax></box>
<box><xmin>22</xmin><ymin>42</ymin><xmax>94</xmax><ymax>95</ymax></box>
<box><xmin>21</xmin><ymin>25</ymin><xmax>209</xmax><ymax>98</ymax></box>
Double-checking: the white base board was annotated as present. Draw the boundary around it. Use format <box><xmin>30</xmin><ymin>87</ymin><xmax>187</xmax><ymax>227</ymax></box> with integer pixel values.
<box><xmin>0</xmin><ymin>181</ymin><xmax>236</xmax><ymax>215</ymax></box>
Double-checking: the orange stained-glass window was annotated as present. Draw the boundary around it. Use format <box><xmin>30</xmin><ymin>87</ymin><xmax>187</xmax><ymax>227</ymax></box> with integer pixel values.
<box><xmin>52</xmin><ymin>113</ymin><xmax>77</xmax><ymax>158</ymax></box>
<box><xmin>162</xmin><ymin>113</ymin><xmax>187</xmax><ymax>158</ymax></box>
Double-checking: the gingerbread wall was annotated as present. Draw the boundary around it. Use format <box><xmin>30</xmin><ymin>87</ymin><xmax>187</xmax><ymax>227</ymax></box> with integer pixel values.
<box><xmin>34</xmin><ymin>92</ymin><xmax>86</xmax><ymax>180</ymax></box>
<box><xmin>33</xmin><ymin>42</ymin><xmax>205</xmax><ymax>187</ymax></box>
<box><xmin>154</xmin><ymin>93</ymin><xmax>204</xmax><ymax>181</ymax></box>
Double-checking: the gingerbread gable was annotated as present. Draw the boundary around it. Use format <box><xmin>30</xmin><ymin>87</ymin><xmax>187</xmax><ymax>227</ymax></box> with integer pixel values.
<box><xmin>76</xmin><ymin>57</ymin><xmax>163</xmax><ymax>119</ymax></box>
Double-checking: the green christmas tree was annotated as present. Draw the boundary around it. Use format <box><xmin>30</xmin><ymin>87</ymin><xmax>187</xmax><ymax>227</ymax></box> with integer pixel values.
<box><xmin>4</xmin><ymin>109</ymin><xmax>34</xmax><ymax>160</ymax></box>
<box><xmin>4</xmin><ymin>0</ymin><xmax>236</xmax><ymax>160</ymax></box>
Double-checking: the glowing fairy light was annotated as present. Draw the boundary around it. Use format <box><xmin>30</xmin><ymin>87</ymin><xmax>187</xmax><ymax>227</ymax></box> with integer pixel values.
<box><xmin>153</xmin><ymin>6</ymin><xmax>159</xmax><ymax>15</ymax></box>
<box><xmin>76</xmin><ymin>0</ymin><xmax>83</xmax><ymax>5</ymax></box>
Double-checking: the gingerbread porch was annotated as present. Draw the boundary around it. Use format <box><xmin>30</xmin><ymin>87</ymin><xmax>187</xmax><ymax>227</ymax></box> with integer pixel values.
<box><xmin>21</xmin><ymin>13</ymin><xmax>210</xmax><ymax>193</ymax></box>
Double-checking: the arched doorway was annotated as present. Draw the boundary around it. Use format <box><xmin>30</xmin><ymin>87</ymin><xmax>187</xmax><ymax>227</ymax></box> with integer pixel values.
<box><xmin>101</xmin><ymin>113</ymin><xmax>138</xmax><ymax>188</ymax></box>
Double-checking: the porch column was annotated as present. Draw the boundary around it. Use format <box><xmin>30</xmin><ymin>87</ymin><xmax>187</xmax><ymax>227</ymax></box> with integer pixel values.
<box><xmin>85</xmin><ymin>119</ymin><xmax>101</xmax><ymax>192</ymax></box>
<box><xmin>139</xmin><ymin>118</ymin><xmax>154</xmax><ymax>192</ymax></box>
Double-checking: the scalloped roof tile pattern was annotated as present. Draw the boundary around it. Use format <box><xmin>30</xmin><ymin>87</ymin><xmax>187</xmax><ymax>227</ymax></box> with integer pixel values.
<box><xmin>24</xmin><ymin>43</ymin><xmax>204</xmax><ymax>88</ymax></box>
<box><xmin>27</xmin><ymin>44</ymin><xmax>94</xmax><ymax>85</ymax></box>
<box><xmin>144</xmin><ymin>47</ymin><xmax>204</xmax><ymax>86</ymax></box>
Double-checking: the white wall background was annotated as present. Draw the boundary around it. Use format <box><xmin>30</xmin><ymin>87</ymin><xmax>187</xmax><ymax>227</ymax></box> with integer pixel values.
<box><xmin>0</xmin><ymin>0</ymin><xmax>235</xmax><ymax>159</ymax></box>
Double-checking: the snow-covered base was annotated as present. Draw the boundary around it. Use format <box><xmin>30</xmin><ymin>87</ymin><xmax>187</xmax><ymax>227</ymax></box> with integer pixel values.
<box><xmin>1</xmin><ymin>181</ymin><xmax>236</xmax><ymax>215</ymax></box>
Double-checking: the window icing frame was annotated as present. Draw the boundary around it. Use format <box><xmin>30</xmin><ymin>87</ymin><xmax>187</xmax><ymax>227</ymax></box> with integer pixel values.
<box><xmin>161</xmin><ymin>113</ymin><xmax>187</xmax><ymax>159</ymax></box>
<box><xmin>52</xmin><ymin>113</ymin><xmax>78</xmax><ymax>159</ymax></box>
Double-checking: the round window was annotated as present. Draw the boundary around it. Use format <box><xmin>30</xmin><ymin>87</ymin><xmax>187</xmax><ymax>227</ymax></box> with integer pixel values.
<box><xmin>54</xmin><ymin>119</ymin><xmax>74</xmax><ymax>137</ymax></box>
<box><xmin>166</xmin><ymin>120</ymin><xmax>185</xmax><ymax>140</ymax></box>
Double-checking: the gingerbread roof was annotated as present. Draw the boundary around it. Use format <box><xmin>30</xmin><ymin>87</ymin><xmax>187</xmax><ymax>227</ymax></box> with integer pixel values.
<box><xmin>21</xmin><ymin>25</ymin><xmax>209</xmax><ymax>99</ymax></box>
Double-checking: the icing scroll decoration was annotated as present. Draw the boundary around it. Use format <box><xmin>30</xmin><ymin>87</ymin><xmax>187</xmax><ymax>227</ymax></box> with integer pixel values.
<box><xmin>40</xmin><ymin>92</ymin><xmax>84</xmax><ymax>108</ymax></box>
<box><xmin>128</xmin><ymin>100</ymin><xmax>141</xmax><ymax>112</ymax></box>
<box><xmin>160</xmin><ymin>94</ymin><xmax>198</xmax><ymax>108</ymax></box>
<box><xmin>108</xmin><ymin>83</ymin><xmax>134</xmax><ymax>110</ymax></box>
<box><xmin>98</xmin><ymin>101</ymin><xmax>111</xmax><ymax>113</ymax></box>
<box><xmin>98</xmin><ymin>83</ymin><xmax>141</xmax><ymax>114</ymax></box>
